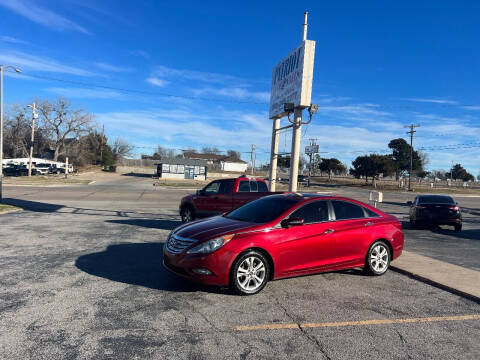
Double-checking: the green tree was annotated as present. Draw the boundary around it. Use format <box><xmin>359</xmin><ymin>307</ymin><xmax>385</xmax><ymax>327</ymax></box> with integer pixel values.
<box><xmin>447</xmin><ymin>164</ymin><xmax>474</xmax><ymax>181</ymax></box>
<box><xmin>350</xmin><ymin>154</ymin><xmax>395</xmax><ymax>184</ymax></box>
<box><xmin>319</xmin><ymin>158</ymin><xmax>347</xmax><ymax>179</ymax></box>
<box><xmin>388</xmin><ymin>138</ymin><xmax>423</xmax><ymax>179</ymax></box>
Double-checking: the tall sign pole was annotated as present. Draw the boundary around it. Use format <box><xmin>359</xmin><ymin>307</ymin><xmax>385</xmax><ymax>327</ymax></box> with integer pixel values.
<box><xmin>268</xmin><ymin>12</ymin><xmax>316</xmax><ymax>193</ymax></box>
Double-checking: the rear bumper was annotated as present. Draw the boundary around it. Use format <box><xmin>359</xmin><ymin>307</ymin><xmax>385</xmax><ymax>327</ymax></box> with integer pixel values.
<box><xmin>415</xmin><ymin>215</ymin><xmax>462</xmax><ymax>225</ymax></box>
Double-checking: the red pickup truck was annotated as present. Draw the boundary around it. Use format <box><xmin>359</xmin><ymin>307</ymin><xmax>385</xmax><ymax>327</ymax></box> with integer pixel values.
<box><xmin>179</xmin><ymin>177</ymin><xmax>277</xmax><ymax>222</ymax></box>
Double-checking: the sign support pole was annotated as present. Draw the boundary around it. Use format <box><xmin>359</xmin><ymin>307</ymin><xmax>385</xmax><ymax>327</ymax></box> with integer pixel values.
<box><xmin>268</xmin><ymin>117</ymin><xmax>280</xmax><ymax>191</ymax></box>
<box><xmin>289</xmin><ymin>108</ymin><xmax>302</xmax><ymax>192</ymax></box>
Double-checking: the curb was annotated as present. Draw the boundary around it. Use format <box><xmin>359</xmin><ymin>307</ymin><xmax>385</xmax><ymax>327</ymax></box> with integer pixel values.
<box><xmin>391</xmin><ymin>266</ymin><xmax>480</xmax><ymax>304</ymax></box>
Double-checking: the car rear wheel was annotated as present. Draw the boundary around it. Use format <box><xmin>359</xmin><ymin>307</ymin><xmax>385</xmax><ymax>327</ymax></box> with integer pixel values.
<box><xmin>454</xmin><ymin>224</ymin><xmax>462</xmax><ymax>232</ymax></box>
<box><xmin>364</xmin><ymin>241</ymin><xmax>391</xmax><ymax>276</ymax></box>
<box><xmin>231</xmin><ymin>250</ymin><xmax>270</xmax><ymax>295</ymax></box>
<box><xmin>180</xmin><ymin>206</ymin><xmax>195</xmax><ymax>223</ymax></box>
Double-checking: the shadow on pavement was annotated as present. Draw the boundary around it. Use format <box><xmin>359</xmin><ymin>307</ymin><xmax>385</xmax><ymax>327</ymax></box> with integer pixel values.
<box><xmin>106</xmin><ymin>218</ymin><xmax>181</xmax><ymax>230</ymax></box>
<box><xmin>75</xmin><ymin>242</ymin><xmax>222</xmax><ymax>293</ymax></box>
<box><xmin>383</xmin><ymin>201</ymin><xmax>410</xmax><ymax>207</ymax></box>
<box><xmin>121</xmin><ymin>172</ymin><xmax>154</xmax><ymax>178</ymax></box>
<box><xmin>3</xmin><ymin>198</ymin><xmax>64</xmax><ymax>213</ymax></box>
<box><xmin>431</xmin><ymin>228</ymin><xmax>480</xmax><ymax>241</ymax></box>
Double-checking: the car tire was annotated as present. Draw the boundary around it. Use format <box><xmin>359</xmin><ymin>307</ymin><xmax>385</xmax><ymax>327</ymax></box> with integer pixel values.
<box><xmin>454</xmin><ymin>224</ymin><xmax>462</xmax><ymax>232</ymax></box>
<box><xmin>364</xmin><ymin>241</ymin><xmax>391</xmax><ymax>276</ymax></box>
<box><xmin>180</xmin><ymin>205</ymin><xmax>195</xmax><ymax>223</ymax></box>
<box><xmin>409</xmin><ymin>218</ymin><xmax>417</xmax><ymax>228</ymax></box>
<box><xmin>231</xmin><ymin>250</ymin><xmax>270</xmax><ymax>295</ymax></box>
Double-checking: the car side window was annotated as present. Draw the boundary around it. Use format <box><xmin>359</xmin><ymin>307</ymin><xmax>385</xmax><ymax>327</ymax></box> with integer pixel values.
<box><xmin>204</xmin><ymin>181</ymin><xmax>220</xmax><ymax>194</ymax></box>
<box><xmin>250</xmin><ymin>181</ymin><xmax>258</xmax><ymax>192</ymax></box>
<box><xmin>363</xmin><ymin>207</ymin><xmax>380</xmax><ymax>218</ymax></box>
<box><xmin>238</xmin><ymin>180</ymin><xmax>250</xmax><ymax>192</ymax></box>
<box><xmin>289</xmin><ymin>201</ymin><xmax>329</xmax><ymax>224</ymax></box>
<box><xmin>331</xmin><ymin>200</ymin><xmax>365</xmax><ymax>220</ymax></box>
<box><xmin>218</xmin><ymin>180</ymin><xmax>233</xmax><ymax>194</ymax></box>
<box><xmin>257</xmin><ymin>181</ymin><xmax>268</xmax><ymax>192</ymax></box>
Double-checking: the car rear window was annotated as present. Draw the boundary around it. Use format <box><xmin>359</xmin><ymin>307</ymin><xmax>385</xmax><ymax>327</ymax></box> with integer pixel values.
<box><xmin>418</xmin><ymin>195</ymin><xmax>455</xmax><ymax>205</ymax></box>
<box><xmin>250</xmin><ymin>180</ymin><xmax>258</xmax><ymax>192</ymax></box>
<box><xmin>332</xmin><ymin>200</ymin><xmax>365</xmax><ymax>220</ymax></box>
<box><xmin>257</xmin><ymin>181</ymin><xmax>268</xmax><ymax>192</ymax></box>
<box><xmin>226</xmin><ymin>196</ymin><xmax>300</xmax><ymax>223</ymax></box>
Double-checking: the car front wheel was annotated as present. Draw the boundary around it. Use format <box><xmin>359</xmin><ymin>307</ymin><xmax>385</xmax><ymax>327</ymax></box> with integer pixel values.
<box><xmin>231</xmin><ymin>250</ymin><xmax>270</xmax><ymax>295</ymax></box>
<box><xmin>364</xmin><ymin>241</ymin><xmax>391</xmax><ymax>276</ymax></box>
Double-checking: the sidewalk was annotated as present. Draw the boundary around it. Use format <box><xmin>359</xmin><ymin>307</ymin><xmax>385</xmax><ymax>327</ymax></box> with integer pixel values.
<box><xmin>392</xmin><ymin>250</ymin><xmax>480</xmax><ymax>302</ymax></box>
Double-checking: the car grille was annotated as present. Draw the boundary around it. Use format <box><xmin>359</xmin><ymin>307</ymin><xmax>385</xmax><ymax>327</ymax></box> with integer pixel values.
<box><xmin>166</xmin><ymin>234</ymin><xmax>197</xmax><ymax>254</ymax></box>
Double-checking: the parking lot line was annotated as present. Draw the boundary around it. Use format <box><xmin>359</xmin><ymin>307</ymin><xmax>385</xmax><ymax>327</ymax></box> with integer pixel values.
<box><xmin>236</xmin><ymin>314</ymin><xmax>480</xmax><ymax>331</ymax></box>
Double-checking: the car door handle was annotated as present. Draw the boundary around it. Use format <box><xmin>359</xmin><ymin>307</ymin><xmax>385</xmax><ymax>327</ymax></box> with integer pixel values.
<box><xmin>364</xmin><ymin>222</ymin><xmax>374</xmax><ymax>227</ymax></box>
<box><xmin>322</xmin><ymin>229</ymin><xmax>334</xmax><ymax>234</ymax></box>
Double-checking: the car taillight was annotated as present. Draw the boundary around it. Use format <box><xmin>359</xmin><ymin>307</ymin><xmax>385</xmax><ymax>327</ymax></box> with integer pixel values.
<box><xmin>449</xmin><ymin>206</ymin><xmax>460</xmax><ymax>211</ymax></box>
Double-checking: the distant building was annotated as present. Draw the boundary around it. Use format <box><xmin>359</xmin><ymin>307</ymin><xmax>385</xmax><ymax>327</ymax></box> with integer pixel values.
<box><xmin>157</xmin><ymin>158</ymin><xmax>207</xmax><ymax>180</ymax></box>
<box><xmin>182</xmin><ymin>151</ymin><xmax>248</xmax><ymax>173</ymax></box>
<box><xmin>220</xmin><ymin>157</ymin><xmax>248</xmax><ymax>172</ymax></box>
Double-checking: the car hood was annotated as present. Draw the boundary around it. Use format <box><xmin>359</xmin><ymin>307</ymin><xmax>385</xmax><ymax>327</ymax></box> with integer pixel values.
<box><xmin>173</xmin><ymin>216</ymin><xmax>260</xmax><ymax>242</ymax></box>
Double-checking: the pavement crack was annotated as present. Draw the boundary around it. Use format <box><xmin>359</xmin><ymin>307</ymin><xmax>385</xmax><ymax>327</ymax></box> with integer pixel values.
<box><xmin>395</xmin><ymin>328</ymin><xmax>412</xmax><ymax>359</ymax></box>
<box><xmin>273</xmin><ymin>295</ymin><xmax>332</xmax><ymax>360</ymax></box>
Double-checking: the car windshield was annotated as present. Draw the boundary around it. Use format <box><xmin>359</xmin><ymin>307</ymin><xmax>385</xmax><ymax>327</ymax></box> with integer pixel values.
<box><xmin>418</xmin><ymin>195</ymin><xmax>455</xmax><ymax>205</ymax></box>
<box><xmin>225</xmin><ymin>196</ymin><xmax>300</xmax><ymax>223</ymax></box>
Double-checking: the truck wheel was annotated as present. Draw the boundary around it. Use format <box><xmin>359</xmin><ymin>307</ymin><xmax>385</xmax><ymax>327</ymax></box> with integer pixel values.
<box><xmin>180</xmin><ymin>206</ymin><xmax>195</xmax><ymax>223</ymax></box>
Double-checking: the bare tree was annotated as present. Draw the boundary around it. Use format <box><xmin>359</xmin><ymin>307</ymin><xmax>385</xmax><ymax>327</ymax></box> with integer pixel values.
<box><xmin>153</xmin><ymin>145</ymin><xmax>176</xmax><ymax>159</ymax></box>
<box><xmin>111</xmin><ymin>138</ymin><xmax>135</xmax><ymax>159</ymax></box>
<box><xmin>201</xmin><ymin>146</ymin><xmax>220</xmax><ymax>155</ymax></box>
<box><xmin>37</xmin><ymin>98</ymin><xmax>93</xmax><ymax>161</ymax></box>
<box><xmin>226</xmin><ymin>149</ymin><xmax>241</xmax><ymax>161</ymax></box>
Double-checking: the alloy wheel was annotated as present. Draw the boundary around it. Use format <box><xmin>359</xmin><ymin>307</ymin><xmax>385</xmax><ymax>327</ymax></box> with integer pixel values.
<box><xmin>370</xmin><ymin>244</ymin><xmax>389</xmax><ymax>273</ymax></box>
<box><xmin>236</xmin><ymin>256</ymin><xmax>266</xmax><ymax>292</ymax></box>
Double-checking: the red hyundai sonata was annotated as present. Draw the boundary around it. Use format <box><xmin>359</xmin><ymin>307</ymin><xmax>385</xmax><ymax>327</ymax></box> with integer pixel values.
<box><xmin>163</xmin><ymin>194</ymin><xmax>404</xmax><ymax>295</ymax></box>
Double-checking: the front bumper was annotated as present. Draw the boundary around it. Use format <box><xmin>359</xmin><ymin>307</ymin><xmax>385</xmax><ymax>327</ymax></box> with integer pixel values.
<box><xmin>162</xmin><ymin>245</ymin><xmax>231</xmax><ymax>286</ymax></box>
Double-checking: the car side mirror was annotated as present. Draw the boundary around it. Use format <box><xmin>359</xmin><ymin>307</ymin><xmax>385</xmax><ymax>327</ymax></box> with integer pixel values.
<box><xmin>196</xmin><ymin>189</ymin><xmax>205</xmax><ymax>196</ymax></box>
<box><xmin>281</xmin><ymin>217</ymin><xmax>304</xmax><ymax>229</ymax></box>
<box><xmin>407</xmin><ymin>201</ymin><xmax>413</xmax><ymax>206</ymax></box>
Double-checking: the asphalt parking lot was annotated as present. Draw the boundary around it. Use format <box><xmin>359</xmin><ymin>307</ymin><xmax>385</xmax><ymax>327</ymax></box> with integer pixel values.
<box><xmin>1</xmin><ymin>176</ymin><xmax>479</xmax><ymax>359</ymax></box>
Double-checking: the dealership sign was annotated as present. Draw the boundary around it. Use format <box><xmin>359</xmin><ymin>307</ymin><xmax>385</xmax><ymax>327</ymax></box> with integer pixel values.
<box><xmin>269</xmin><ymin>40</ymin><xmax>316</xmax><ymax>119</ymax></box>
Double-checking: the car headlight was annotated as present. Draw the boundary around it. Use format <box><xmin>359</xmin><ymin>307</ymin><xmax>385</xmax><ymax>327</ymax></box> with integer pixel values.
<box><xmin>186</xmin><ymin>234</ymin><xmax>234</xmax><ymax>254</ymax></box>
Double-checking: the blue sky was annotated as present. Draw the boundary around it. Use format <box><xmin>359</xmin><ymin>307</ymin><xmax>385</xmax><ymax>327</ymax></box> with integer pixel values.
<box><xmin>0</xmin><ymin>0</ymin><xmax>479</xmax><ymax>175</ymax></box>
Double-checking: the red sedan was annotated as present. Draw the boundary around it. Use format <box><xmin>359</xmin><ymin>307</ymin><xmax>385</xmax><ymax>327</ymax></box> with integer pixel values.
<box><xmin>163</xmin><ymin>194</ymin><xmax>404</xmax><ymax>295</ymax></box>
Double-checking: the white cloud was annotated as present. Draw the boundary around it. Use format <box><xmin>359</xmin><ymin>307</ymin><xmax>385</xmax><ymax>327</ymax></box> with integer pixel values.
<box><xmin>0</xmin><ymin>35</ymin><xmax>29</xmax><ymax>45</ymax></box>
<box><xmin>130</xmin><ymin>50</ymin><xmax>150</xmax><ymax>59</ymax></box>
<box><xmin>95</xmin><ymin>62</ymin><xmax>131</xmax><ymax>73</ymax></box>
<box><xmin>45</xmin><ymin>87</ymin><xmax>123</xmax><ymax>99</ymax></box>
<box><xmin>400</xmin><ymin>98</ymin><xmax>459</xmax><ymax>105</ymax></box>
<box><xmin>146</xmin><ymin>77</ymin><xmax>169</xmax><ymax>87</ymax></box>
<box><xmin>193</xmin><ymin>87</ymin><xmax>269</xmax><ymax>102</ymax></box>
<box><xmin>0</xmin><ymin>0</ymin><xmax>90</xmax><ymax>34</ymax></box>
<box><xmin>150</xmin><ymin>65</ymin><xmax>242</xmax><ymax>84</ymax></box>
<box><xmin>317</xmin><ymin>104</ymin><xmax>391</xmax><ymax>117</ymax></box>
<box><xmin>0</xmin><ymin>50</ymin><xmax>94</xmax><ymax>76</ymax></box>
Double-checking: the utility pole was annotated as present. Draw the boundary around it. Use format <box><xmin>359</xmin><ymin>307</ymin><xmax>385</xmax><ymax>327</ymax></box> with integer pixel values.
<box><xmin>405</xmin><ymin>124</ymin><xmax>420</xmax><ymax>191</ymax></box>
<box><xmin>250</xmin><ymin>144</ymin><xmax>255</xmax><ymax>175</ymax></box>
<box><xmin>100</xmin><ymin>124</ymin><xmax>104</xmax><ymax>164</ymax></box>
<box><xmin>27</xmin><ymin>102</ymin><xmax>39</xmax><ymax>177</ymax></box>
<box><xmin>306</xmin><ymin>138</ymin><xmax>318</xmax><ymax>187</ymax></box>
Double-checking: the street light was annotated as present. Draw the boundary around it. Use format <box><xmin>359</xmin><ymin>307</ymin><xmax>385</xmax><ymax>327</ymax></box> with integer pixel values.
<box><xmin>0</xmin><ymin>65</ymin><xmax>21</xmax><ymax>202</ymax></box>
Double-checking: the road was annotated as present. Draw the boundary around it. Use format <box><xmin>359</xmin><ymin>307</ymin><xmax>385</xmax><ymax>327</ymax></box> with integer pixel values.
<box><xmin>1</xmin><ymin>175</ymin><xmax>479</xmax><ymax>359</ymax></box>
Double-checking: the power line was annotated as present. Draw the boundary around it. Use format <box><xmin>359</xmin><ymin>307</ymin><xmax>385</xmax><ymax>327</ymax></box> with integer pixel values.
<box><xmin>16</xmin><ymin>71</ymin><xmax>269</xmax><ymax>106</ymax></box>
